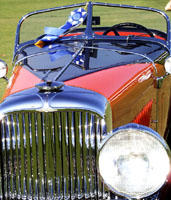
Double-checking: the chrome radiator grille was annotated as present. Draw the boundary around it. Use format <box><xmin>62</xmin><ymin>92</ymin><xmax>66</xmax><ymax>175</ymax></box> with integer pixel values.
<box><xmin>0</xmin><ymin>111</ymin><xmax>107</xmax><ymax>199</ymax></box>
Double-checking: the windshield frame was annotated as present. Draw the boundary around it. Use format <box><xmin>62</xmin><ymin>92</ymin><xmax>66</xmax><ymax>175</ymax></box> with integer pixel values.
<box><xmin>13</xmin><ymin>1</ymin><xmax>171</xmax><ymax>62</ymax></box>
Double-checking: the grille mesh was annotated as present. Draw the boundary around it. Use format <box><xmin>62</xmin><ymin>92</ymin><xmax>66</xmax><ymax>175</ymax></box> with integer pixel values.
<box><xmin>0</xmin><ymin>111</ymin><xmax>106</xmax><ymax>199</ymax></box>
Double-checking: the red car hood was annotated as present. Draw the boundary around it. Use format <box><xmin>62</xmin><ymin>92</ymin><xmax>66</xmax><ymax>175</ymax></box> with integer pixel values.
<box><xmin>65</xmin><ymin>63</ymin><xmax>153</xmax><ymax>102</ymax></box>
<box><xmin>2</xmin><ymin>63</ymin><xmax>153</xmax><ymax>102</ymax></box>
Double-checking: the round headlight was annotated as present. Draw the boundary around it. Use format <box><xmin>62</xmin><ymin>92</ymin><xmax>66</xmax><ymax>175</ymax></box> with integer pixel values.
<box><xmin>98</xmin><ymin>123</ymin><xmax>171</xmax><ymax>199</ymax></box>
<box><xmin>164</xmin><ymin>56</ymin><xmax>171</xmax><ymax>74</ymax></box>
<box><xmin>0</xmin><ymin>59</ymin><xmax>8</xmax><ymax>79</ymax></box>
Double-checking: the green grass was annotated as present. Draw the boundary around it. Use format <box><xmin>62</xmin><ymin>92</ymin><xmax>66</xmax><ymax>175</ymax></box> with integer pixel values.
<box><xmin>0</xmin><ymin>0</ymin><xmax>170</xmax><ymax>99</ymax></box>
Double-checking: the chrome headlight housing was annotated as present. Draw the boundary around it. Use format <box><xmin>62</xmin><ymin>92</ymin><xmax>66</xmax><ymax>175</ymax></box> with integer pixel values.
<box><xmin>98</xmin><ymin>123</ymin><xmax>171</xmax><ymax>199</ymax></box>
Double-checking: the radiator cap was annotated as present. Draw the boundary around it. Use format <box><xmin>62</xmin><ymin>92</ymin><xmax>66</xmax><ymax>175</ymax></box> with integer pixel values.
<box><xmin>36</xmin><ymin>81</ymin><xmax>64</xmax><ymax>92</ymax></box>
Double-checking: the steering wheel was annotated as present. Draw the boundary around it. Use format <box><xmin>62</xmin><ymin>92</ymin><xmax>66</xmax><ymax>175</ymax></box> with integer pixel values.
<box><xmin>103</xmin><ymin>22</ymin><xmax>154</xmax><ymax>37</ymax></box>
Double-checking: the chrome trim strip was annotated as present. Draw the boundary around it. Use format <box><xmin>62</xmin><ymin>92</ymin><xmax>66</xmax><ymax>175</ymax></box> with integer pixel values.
<box><xmin>0</xmin><ymin>85</ymin><xmax>109</xmax><ymax>119</ymax></box>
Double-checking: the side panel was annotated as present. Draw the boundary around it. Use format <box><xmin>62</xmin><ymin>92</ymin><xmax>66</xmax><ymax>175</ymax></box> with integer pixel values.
<box><xmin>109</xmin><ymin>65</ymin><xmax>157</xmax><ymax>131</ymax></box>
<box><xmin>155</xmin><ymin>64</ymin><xmax>171</xmax><ymax>138</ymax></box>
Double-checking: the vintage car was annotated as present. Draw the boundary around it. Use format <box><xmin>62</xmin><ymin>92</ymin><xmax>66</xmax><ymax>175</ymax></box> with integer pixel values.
<box><xmin>0</xmin><ymin>1</ymin><xmax>171</xmax><ymax>200</ymax></box>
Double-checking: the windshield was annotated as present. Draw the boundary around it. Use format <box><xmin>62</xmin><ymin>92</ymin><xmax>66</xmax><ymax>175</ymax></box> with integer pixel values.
<box><xmin>17</xmin><ymin>2</ymin><xmax>168</xmax><ymax>45</ymax></box>
<box><xmin>13</xmin><ymin>2</ymin><xmax>169</xmax><ymax>82</ymax></box>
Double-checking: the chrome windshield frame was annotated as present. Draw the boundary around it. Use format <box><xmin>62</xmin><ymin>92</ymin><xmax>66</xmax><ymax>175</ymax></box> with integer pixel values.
<box><xmin>13</xmin><ymin>1</ymin><xmax>171</xmax><ymax>62</ymax></box>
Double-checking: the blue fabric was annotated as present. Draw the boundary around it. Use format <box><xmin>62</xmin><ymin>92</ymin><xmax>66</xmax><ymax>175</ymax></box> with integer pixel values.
<box><xmin>35</xmin><ymin>7</ymin><xmax>87</xmax><ymax>65</ymax></box>
<box><xmin>35</xmin><ymin>7</ymin><xmax>87</xmax><ymax>45</ymax></box>
<box><xmin>48</xmin><ymin>44</ymin><xmax>84</xmax><ymax>65</ymax></box>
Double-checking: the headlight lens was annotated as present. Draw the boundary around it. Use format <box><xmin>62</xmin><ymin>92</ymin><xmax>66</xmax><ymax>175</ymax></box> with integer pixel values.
<box><xmin>164</xmin><ymin>56</ymin><xmax>171</xmax><ymax>74</ymax></box>
<box><xmin>98</xmin><ymin>123</ymin><xmax>171</xmax><ymax>199</ymax></box>
<box><xmin>0</xmin><ymin>59</ymin><xmax>8</xmax><ymax>78</ymax></box>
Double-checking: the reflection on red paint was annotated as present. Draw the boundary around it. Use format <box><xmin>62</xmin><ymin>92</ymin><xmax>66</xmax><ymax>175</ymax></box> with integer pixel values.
<box><xmin>65</xmin><ymin>63</ymin><xmax>153</xmax><ymax>101</ymax></box>
<box><xmin>133</xmin><ymin>99</ymin><xmax>153</xmax><ymax>126</ymax></box>
<box><xmin>2</xmin><ymin>66</ymin><xmax>41</xmax><ymax>101</ymax></box>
